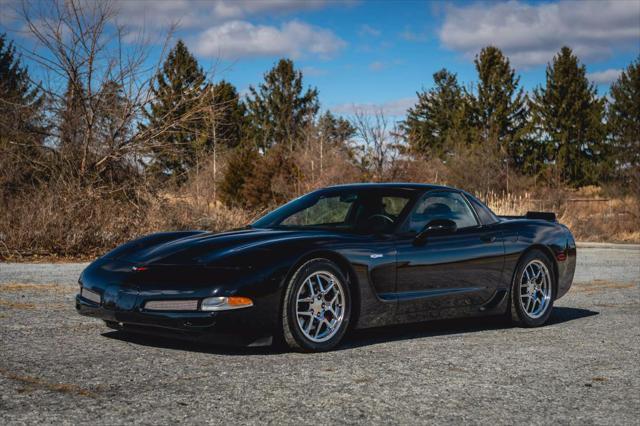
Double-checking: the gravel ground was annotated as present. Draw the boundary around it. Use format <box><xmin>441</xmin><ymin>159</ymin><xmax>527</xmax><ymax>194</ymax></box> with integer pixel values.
<box><xmin>0</xmin><ymin>245</ymin><xmax>638</xmax><ymax>424</ymax></box>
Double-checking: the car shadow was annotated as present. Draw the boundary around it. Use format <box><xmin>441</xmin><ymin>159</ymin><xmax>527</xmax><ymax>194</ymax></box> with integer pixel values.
<box><xmin>101</xmin><ymin>330</ymin><xmax>282</xmax><ymax>356</ymax></box>
<box><xmin>101</xmin><ymin>307</ymin><xmax>598</xmax><ymax>355</ymax></box>
<box><xmin>340</xmin><ymin>307</ymin><xmax>599</xmax><ymax>351</ymax></box>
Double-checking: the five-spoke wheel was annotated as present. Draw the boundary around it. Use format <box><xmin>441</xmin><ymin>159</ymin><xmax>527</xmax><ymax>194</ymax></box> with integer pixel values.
<box><xmin>295</xmin><ymin>271</ymin><xmax>345</xmax><ymax>342</ymax></box>
<box><xmin>510</xmin><ymin>250</ymin><xmax>555</xmax><ymax>326</ymax></box>
<box><xmin>518</xmin><ymin>260</ymin><xmax>552</xmax><ymax>319</ymax></box>
<box><xmin>282</xmin><ymin>259</ymin><xmax>351</xmax><ymax>352</ymax></box>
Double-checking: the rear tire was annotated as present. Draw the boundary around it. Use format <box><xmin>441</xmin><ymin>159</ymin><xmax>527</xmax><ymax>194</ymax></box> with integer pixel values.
<box><xmin>510</xmin><ymin>249</ymin><xmax>555</xmax><ymax>327</ymax></box>
<box><xmin>281</xmin><ymin>259</ymin><xmax>351</xmax><ymax>352</ymax></box>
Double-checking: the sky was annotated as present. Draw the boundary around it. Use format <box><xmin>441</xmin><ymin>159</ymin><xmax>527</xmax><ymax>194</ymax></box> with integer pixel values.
<box><xmin>2</xmin><ymin>0</ymin><xmax>639</xmax><ymax>118</ymax></box>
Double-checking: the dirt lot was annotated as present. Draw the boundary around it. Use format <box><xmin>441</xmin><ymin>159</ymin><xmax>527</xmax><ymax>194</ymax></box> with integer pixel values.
<box><xmin>0</xmin><ymin>245</ymin><xmax>638</xmax><ymax>424</ymax></box>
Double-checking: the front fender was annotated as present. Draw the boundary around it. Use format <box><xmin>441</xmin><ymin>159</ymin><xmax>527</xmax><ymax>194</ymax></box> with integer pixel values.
<box><xmin>221</xmin><ymin>236</ymin><xmax>398</xmax><ymax>330</ymax></box>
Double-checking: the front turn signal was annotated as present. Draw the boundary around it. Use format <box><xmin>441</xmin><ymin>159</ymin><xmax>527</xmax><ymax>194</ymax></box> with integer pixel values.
<box><xmin>201</xmin><ymin>296</ymin><xmax>253</xmax><ymax>311</ymax></box>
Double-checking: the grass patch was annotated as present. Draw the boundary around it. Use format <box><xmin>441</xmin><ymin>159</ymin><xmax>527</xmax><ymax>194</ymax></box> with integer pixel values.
<box><xmin>0</xmin><ymin>283</ymin><xmax>70</xmax><ymax>294</ymax></box>
<box><xmin>0</xmin><ymin>299</ymin><xmax>37</xmax><ymax>309</ymax></box>
<box><xmin>573</xmin><ymin>280</ymin><xmax>636</xmax><ymax>293</ymax></box>
<box><xmin>0</xmin><ymin>367</ymin><xmax>96</xmax><ymax>398</ymax></box>
<box><xmin>0</xmin><ymin>298</ymin><xmax>68</xmax><ymax>310</ymax></box>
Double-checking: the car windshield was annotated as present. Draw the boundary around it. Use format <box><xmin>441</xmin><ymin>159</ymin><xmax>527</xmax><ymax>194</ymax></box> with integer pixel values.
<box><xmin>252</xmin><ymin>188</ymin><xmax>415</xmax><ymax>233</ymax></box>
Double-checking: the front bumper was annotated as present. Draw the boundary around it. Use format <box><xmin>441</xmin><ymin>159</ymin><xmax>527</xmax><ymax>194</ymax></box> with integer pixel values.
<box><xmin>75</xmin><ymin>294</ymin><xmax>272</xmax><ymax>347</ymax></box>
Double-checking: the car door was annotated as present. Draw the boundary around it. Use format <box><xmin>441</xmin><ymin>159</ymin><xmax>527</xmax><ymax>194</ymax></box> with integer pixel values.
<box><xmin>393</xmin><ymin>191</ymin><xmax>505</xmax><ymax>322</ymax></box>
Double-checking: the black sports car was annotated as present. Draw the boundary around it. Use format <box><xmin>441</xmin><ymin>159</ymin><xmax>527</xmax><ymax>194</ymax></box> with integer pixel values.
<box><xmin>76</xmin><ymin>183</ymin><xmax>576</xmax><ymax>352</ymax></box>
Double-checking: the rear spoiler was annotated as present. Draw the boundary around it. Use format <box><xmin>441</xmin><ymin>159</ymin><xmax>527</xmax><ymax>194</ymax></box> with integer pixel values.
<box><xmin>526</xmin><ymin>211</ymin><xmax>556</xmax><ymax>222</ymax></box>
<box><xmin>500</xmin><ymin>211</ymin><xmax>557</xmax><ymax>222</ymax></box>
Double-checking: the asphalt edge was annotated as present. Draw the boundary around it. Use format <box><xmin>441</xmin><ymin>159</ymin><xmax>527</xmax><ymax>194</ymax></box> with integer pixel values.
<box><xmin>576</xmin><ymin>242</ymin><xmax>640</xmax><ymax>250</ymax></box>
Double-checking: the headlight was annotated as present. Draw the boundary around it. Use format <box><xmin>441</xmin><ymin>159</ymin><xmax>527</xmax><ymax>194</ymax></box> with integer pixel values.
<box><xmin>80</xmin><ymin>287</ymin><xmax>101</xmax><ymax>304</ymax></box>
<box><xmin>201</xmin><ymin>296</ymin><xmax>253</xmax><ymax>311</ymax></box>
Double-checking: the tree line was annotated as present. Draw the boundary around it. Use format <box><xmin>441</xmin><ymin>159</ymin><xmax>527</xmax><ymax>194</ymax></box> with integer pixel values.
<box><xmin>1</xmin><ymin>0</ymin><xmax>638</xmax><ymax>216</ymax></box>
<box><xmin>403</xmin><ymin>46</ymin><xmax>638</xmax><ymax>189</ymax></box>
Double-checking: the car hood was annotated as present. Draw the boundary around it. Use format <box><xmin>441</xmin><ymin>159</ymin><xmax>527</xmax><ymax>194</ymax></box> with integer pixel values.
<box><xmin>104</xmin><ymin>227</ymin><xmax>343</xmax><ymax>266</ymax></box>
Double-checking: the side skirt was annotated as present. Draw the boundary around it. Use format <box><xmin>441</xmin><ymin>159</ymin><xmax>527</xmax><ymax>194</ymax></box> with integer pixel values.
<box><xmin>378</xmin><ymin>287</ymin><xmax>482</xmax><ymax>302</ymax></box>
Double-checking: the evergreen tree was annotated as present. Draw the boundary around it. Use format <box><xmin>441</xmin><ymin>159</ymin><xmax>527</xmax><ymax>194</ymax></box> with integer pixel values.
<box><xmin>241</xmin><ymin>144</ymin><xmax>298</xmax><ymax>208</ymax></box>
<box><xmin>402</xmin><ymin>69</ymin><xmax>470</xmax><ymax>157</ymax></box>
<box><xmin>0</xmin><ymin>34</ymin><xmax>42</xmax><ymax>135</ymax></box>
<box><xmin>530</xmin><ymin>46</ymin><xmax>606</xmax><ymax>186</ymax></box>
<box><xmin>246</xmin><ymin>59</ymin><xmax>319</xmax><ymax>151</ymax></box>
<box><xmin>317</xmin><ymin>110</ymin><xmax>356</xmax><ymax>149</ymax></box>
<box><xmin>59</xmin><ymin>70</ymin><xmax>85</xmax><ymax>157</ymax></box>
<box><xmin>608</xmin><ymin>58</ymin><xmax>640</xmax><ymax>177</ymax></box>
<box><xmin>220</xmin><ymin>143</ymin><xmax>299</xmax><ymax>210</ymax></box>
<box><xmin>209</xmin><ymin>80</ymin><xmax>246</xmax><ymax>149</ymax></box>
<box><xmin>471</xmin><ymin>47</ymin><xmax>528</xmax><ymax>163</ymax></box>
<box><xmin>0</xmin><ymin>33</ymin><xmax>45</xmax><ymax>195</ymax></box>
<box><xmin>95</xmin><ymin>80</ymin><xmax>130</xmax><ymax>149</ymax></box>
<box><xmin>219</xmin><ymin>144</ymin><xmax>259</xmax><ymax>208</ymax></box>
<box><xmin>141</xmin><ymin>40</ymin><xmax>208</xmax><ymax>181</ymax></box>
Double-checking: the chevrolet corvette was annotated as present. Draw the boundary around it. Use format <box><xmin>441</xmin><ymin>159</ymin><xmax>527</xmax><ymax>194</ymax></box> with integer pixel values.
<box><xmin>76</xmin><ymin>183</ymin><xmax>576</xmax><ymax>352</ymax></box>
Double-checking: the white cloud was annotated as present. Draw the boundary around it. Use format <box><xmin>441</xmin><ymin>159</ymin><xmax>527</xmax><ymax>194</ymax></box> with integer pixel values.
<box><xmin>587</xmin><ymin>68</ymin><xmax>622</xmax><ymax>85</ymax></box>
<box><xmin>439</xmin><ymin>0</ymin><xmax>640</xmax><ymax>67</ymax></box>
<box><xmin>111</xmin><ymin>0</ymin><xmax>348</xmax><ymax>59</ymax></box>
<box><xmin>368</xmin><ymin>61</ymin><xmax>386</xmax><ymax>71</ymax></box>
<box><xmin>0</xmin><ymin>0</ymin><xmax>19</xmax><ymax>27</ymax></box>
<box><xmin>333</xmin><ymin>97</ymin><xmax>417</xmax><ymax>117</ymax></box>
<box><xmin>192</xmin><ymin>20</ymin><xmax>346</xmax><ymax>59</ymax></box>
<box><xmin>368</xmin><ymin>59</ymin><xmax>403</xmax><ymax>72</ymax></box>
<box><xmin>399</xmin><ymin>26</ymin><xmax>429</xmax><ymax>42</ymax></box>
<box><xmin>210</xmin><ymin>0</ymin><xmax>329</xmax><ymax>20</ymax></box>
<box><xmin>115</xmin><ymin>0</ymin><xmax>335</xmax><ymax>31</ymax></box>
<box><xmin>359</xmin><ymin>24</ymin><xmax>381</xmax><ymax>37</ymax></box>
<box><xmin>302</xmin><ymin>66</ymin><xmax>329</xmax><ymax>77</ymax></box>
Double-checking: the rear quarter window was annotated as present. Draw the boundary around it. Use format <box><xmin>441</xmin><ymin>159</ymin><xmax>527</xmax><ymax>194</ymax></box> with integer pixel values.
<box><xmin>466</xmin><ymin>194</ymin><xmax>499</xmax><ymax>225</ymax></box>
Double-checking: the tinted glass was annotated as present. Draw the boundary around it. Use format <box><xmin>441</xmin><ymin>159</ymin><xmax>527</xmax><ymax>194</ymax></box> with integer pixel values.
<box><xmin>281</xmin><ymin>195</ymin><xmax>353</xmax><ymax>226</ymax></box>
<box><xmin>465</xmin><ymin>194</ymin><xmax>499</xmax><ymax>225</ymax></box>
<box><xmin>382</xmin><ymin>196</ymin><xmax>410</xmax><ymax>216</ymax></box>
<box><xmin>404</xmin><ymin>191</ymin><xmax>478</xmax><ymax>232</ymax></box>
<box><xmin>253</xmin><ymin>189</ymin><xmax>414</xmax><ymax>233</ymax></box>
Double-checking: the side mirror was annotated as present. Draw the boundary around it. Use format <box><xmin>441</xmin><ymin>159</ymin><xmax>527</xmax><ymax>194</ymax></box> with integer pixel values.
<box><xmin>413</xmin><ymin>219</ymin><xmax>457</xmax><ymax>245</ymax></box>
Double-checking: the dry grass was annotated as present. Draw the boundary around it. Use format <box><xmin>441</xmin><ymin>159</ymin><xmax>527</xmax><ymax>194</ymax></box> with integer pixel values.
<box><xmin>0</xmin><ymin>299</ymin><xmax>37</xmax><ymax>309</ymax></box>
<box><xmin>154</xmin><ymin>190</ymin><xmax>256</xmax><ymax>232</ymax></box>
<box><xmin>1</xmin><ymin>178</ymin><xmax>638</xmax><ymax>261</ymax></box>
<box><xmin>0</xmin><ymin>181</ymin><xmax>254</xmax><ymax>260</ymax></box>
<box><xmin>485</xmin><ymin>189</ymin><xmax>640</xmax><ymax>243</ymax></box>
<box><xmin>0</xmin><ymin>298</ymin><xmax>69</xmax><ymax>310</ymax></box>
<box><xmin>0</xmin><ymin>283</ymin><xmax>70</xmax><ymax>294</ymax></box>
<box><xmin>0</xmin><ymin>367</ymin><xmax>96</xmax><ymax>397</ymax></box>
<box><xmin>572</xmin><ymin>280</ymin><xmax>636</xmax><ymax>293</ymax></box>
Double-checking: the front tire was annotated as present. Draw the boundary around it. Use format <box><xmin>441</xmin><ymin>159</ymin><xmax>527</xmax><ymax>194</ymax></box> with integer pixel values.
<box><xmin>510</xmin><ymin>249</ymin><xmax>555</xmax><ymax>327</ymax></box>
<box><xmin>281</xmin><ymin>259</ymin><xmax>351</xmax><ymax>352</ymax></box>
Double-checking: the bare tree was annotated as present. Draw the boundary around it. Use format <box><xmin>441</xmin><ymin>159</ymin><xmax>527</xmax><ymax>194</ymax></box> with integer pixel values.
<box><xmin>352</xmin><ymin>109</ymin><xmax>402</xmax><ymax>181</ymax></box>
<box><xmin>15</xmin><ymin>0</ymin><xmax>217</xmax><ymax>187</ymax></box>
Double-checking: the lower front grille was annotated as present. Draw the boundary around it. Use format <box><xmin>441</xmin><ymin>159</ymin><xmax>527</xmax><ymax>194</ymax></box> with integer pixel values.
<box><xmin>144</xmin><ymin>299</ymin><xmax>200</xmax><ymax>311</ymax></box>
<box><xmin>81</xmin><ymin>287</ymin><xmax>101</xmax><ymax>304</ymax></box>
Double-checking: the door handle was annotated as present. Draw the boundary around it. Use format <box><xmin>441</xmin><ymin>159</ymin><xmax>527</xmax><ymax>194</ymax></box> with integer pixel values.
<box><xmin>481</xmin><ymin>234</ymin><xmax>496</xmax><ymax>243</ymax></box>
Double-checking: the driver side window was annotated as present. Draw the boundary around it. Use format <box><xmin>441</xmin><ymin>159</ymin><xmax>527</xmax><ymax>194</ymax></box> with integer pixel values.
<box><xmin>405</xmin><ymin>192</ymin><xmax>478</xmax><ymax>233</ymax></box>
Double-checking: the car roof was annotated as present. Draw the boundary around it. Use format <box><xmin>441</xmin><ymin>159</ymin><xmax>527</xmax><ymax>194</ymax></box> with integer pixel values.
<box><xmin>324</xmin><ymin>182</ymin><xmax>457</xmax><ymax>192</ymax></box>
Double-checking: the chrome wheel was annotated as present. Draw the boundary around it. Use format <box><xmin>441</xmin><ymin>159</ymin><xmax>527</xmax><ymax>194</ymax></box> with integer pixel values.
<box><xmin>295</xmin><ymin>271</ymin><xmax>345</xmax><ymax>343</ymax></box>
<box><xmin>519</xmin><ymin>259</ymin><xmax>552</xmax><ymax>319</ymax></box>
